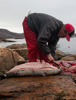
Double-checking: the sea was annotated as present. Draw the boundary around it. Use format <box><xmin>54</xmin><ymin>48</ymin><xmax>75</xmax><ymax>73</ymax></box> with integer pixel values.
<box><xmin>0</xmin><ymin>37</ymin><xmax>76</xmax><ymax>54</ymax></box>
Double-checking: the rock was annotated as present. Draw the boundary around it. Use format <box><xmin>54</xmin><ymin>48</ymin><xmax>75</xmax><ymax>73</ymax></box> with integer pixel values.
<box><xmin>0</xmin><ymin>46</ymin><xmax>3</xmax><ymax>48</ymax></box>
<box><xmin>69</xmin><ymin>54</ymin><xmax>76</xmax><ymax>60</ymax></box>
<box><xmin>55</xmin><ymin>49</ymin><xmax>66</xmax><ymax>60</ymax></box>
<box><xmin>12</xmin><ymin>48</ymin><xmax>28</xmax><ymax>60</ymax></box>
<box><xmin>0</xmin><ymin>37</ymin><xmax>16</xmax><ymax>42</ymax></box>
<box><xmin>6</xmin><ymin>44</ymin><xmax>27</xmax><ymax>49</ymax></box>
<box><xmin>0</xmin><ymin>73</ymin><xmax>76</xmax><ymax>100</ymax></box>
<box><xmin>1</xmin><ymin>39</ymin><xmax>16</xmax><ymax>42</ymax></box>
<box><xmin>6</xmin><ymin>44</ymin><xmax>28</xmax><ymax>60</ymax></box>
<box><xmin>61</xmin><ymin>56</ymin><xmax>75</xmax><ymax>61</ymax></box>
<box><xmin>0</xmin><ymin>48</ymin><xmax>25</xmax><ymax>73</ymax></box>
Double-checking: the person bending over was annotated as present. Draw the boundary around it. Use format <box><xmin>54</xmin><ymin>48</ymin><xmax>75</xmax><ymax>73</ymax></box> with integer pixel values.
<box><xmin>22</xmin><ymin>13</ymin><xmax>75</xmax><ymax>63</ymax></box>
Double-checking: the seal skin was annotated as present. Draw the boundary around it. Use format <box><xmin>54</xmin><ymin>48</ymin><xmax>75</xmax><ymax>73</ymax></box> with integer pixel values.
<box><xmin>6</xmin><ymin>67</ymin><xmax>63</xmax><ymax>77</ymax></box>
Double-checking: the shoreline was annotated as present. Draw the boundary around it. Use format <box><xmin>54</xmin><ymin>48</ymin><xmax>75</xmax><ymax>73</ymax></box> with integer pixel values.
<box><xmin>0</xmin><ymin>38</ymin><xmax>16</xmax><ymax>42</ymax></box>
<box><xmin>0</xmin><ymin>38</ymin><xmax>76</xmax><ymax>54</ymax></box>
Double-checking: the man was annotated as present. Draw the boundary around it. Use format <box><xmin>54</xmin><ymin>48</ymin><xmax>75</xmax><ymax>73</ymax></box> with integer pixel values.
<box><xmin>22</xmin><ymin>13</ymin><xmax>75</xmax><ymax>63</ymax></box>
<box><xmin>0</xmin><ymin>13</ymin><xmax>75</xmax><ymax>80</ymax></box>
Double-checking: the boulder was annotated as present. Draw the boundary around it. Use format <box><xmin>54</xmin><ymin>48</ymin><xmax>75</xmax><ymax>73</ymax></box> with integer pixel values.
<box><xmin>61</xmin><ymin>56</ymin><xmax>75</xmax><ymax>61</ymax></box>
<box><xmin>0</xmin><ymin>73</ymin><xmax>76</xmax><ymax>100</ymax></box>
<box><xmin>55</xmin><ymin>49</ymin><xmax>66</xmax><ymax>60</ymax></box>
<box><xmin>6</xmin><ymin>44</ymin><xmax>28</xmax><ymax>60</ymax></box>
<box><xmin>0</xmin><ymin>48</ymin><xmax>25</xmax><ymax>73</ymax></box>
<box><xmin>12</xmin><ymin>48</ymin><xmax>28</xmax><ymax>60</ymax></box>
<box><xmin>6</xmin><ymin>44</ymin><xmax>27</xmax><ymax>49</ymax></box>
<box><xmin>69</xmin><ymin>54</ymin><xmax>76</xmax><ymax>60</ymax></box>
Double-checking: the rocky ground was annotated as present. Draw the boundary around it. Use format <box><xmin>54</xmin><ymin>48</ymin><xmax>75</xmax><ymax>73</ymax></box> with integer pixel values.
<box><xmin>0</xmin><ymin>73</ymin><xmax>76</xmax><ymax>100</ymax></box>
<box><xmin>0</xmin><ymin>44</ymin><xmax>76</xmax><ymax>100</ymax></box>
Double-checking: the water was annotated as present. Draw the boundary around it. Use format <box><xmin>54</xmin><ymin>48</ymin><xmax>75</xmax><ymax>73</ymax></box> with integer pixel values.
<box><xmin>58</xmin><ymin>37</ymin><xmax>76</xmax><ymax>54</ymax></box>
<box><xmin>0</xmin><ymin>37</ymin><xmax>76</xmax><ymax>54</ymax></box>
<box><xmin>0</xmin><ymin>38</ymin><xmax>26</xmax><ymax>48</ymax></box>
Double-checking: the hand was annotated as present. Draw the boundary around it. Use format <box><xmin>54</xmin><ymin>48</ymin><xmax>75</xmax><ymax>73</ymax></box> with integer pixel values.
<box><xmin>47</xmin><ymin>54</ymin><xmax>54</xmax><ymax>62</ymax></box>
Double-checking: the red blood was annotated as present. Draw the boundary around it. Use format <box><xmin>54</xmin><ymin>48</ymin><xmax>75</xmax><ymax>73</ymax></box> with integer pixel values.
<box><xmin>68</xmin><ymin>46</ymin><xmax>70</xmax><ymax>48</ymax></box>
